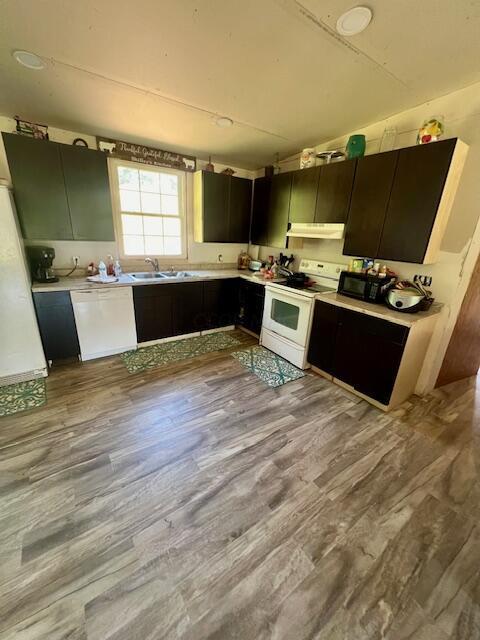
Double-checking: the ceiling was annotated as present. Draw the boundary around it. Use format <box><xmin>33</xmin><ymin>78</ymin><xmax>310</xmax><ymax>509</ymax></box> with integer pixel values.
<box><xmin>0</xmin><ymin>0</ymin><xmax>479</xmax><ymax>169</ymax></box>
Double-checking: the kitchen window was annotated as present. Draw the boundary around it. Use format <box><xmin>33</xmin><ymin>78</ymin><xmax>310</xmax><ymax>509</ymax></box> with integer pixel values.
<box><xmin>110</xmin><ymin>159</ymin><xmax>186</xmax><ymax>259</ymax></box>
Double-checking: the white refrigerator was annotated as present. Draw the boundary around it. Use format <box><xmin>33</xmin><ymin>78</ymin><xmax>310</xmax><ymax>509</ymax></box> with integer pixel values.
<box><xmin>0</xmin><ymin>185</ymin><xmax>47</xmax><ymax>385</ymax></box>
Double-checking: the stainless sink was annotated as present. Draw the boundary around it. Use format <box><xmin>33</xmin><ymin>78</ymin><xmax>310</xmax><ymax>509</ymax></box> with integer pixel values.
<box><xmin>159</xmin><ymin>271</ymin><xmax>192</xmax><ymax>278</ymax></box>
<box><xmin>130</xmin><ymin>272</ymin><xmax>166</xmax><ymax>280</ymax></box>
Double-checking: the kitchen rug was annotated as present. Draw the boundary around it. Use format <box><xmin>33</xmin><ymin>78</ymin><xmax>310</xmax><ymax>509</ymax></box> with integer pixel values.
<box><xmin>231</xmin><ymin>345</ymin><xmax>305</xmax><ymax>388</ymax></box>
<box><xmin>0</xmin><ymin>378</ymin><xmax>47</xmax><ymax>417</ymax></box>
<box><xmin>121</xmin><ymin>331</ymin><xmax>241</xmax><ymax>373</ymax></box>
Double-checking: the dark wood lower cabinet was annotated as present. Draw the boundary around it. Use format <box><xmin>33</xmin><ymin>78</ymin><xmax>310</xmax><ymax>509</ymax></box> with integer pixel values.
<box><xmin>307</xmin><ymin>300</ymin><xmax>340</xmax><ymax>375</ymax></box>
<box><xmin>133</xmin><ymin>285</ymin><xmax>175</xmax><ymax>342</ymax></box>
<box><xmin>203</xmin><ymin>279</ymin><xmax>239</xmax><ymax>330</ymax></box>
<box><xmin>308</xmin><ymin>302</ymin><xmax>409</xmax><ymax>405</ymax></box>
<box><xmin>33</xmin><ymin>291</ymin><xmax>80</xmax><ymax>362</ymax></box>
<box><xmin>237</xmin><ymin>280</ymin><xmax>265</xmax><ymax>335</ymax></box>
<box><xmin>134</xmin><ymin>279</ymin><xmax>240</xmax><ymax>343</ymax></box>
<box><xmin>171</xmin><ymin>282</ymin><xmax>205</xmax><ymax>335</ymax></box>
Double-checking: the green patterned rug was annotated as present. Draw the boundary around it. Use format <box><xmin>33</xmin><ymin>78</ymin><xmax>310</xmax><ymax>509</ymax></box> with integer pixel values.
<box><xmin>121</xmin><ymin>331</ymin><xmax>241</xmax><ymax>373</ymax></box>
<box><xmin>231</xmin><ymin>345</ymin><xmax>305</xmax><ymax>388</ymax></box>
<box><xmin>0</xmin><ymin>378</ymin><xmax>47</xmax><ymax>417</ymax></box>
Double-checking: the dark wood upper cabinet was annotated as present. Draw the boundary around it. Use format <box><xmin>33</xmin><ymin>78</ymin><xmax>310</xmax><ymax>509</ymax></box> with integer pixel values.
<box><xmin>250</xmin><ymin>177</ymin><xmax>271</xmax><ymax>246</ymax></box>
<box><xmin>195</xmin><ymin>171</ymin><xmax>230</xmax><ymax>242</ymax></box>
<box><xmin>315</xmin><ymin>159</ymin><xmax>356</xmax><ymax>223</ymax></box>
<box><xmin>3</xmin><ymin>133</ymin><xmax>115</xmax><ymax>241</ymax></box>
<box><xmin>228</xmin><ymin>175</ymin><xmax>252</xmax><ymax>243</ymax></box>
<box><xmin>377</xmin><ymin>138</ymin><xmax>459</xmax><ymax>263</ymax></box>
<box><xmin>268</xmin><ymin>172</ymin><xmax>292</xmax><ymax>248</ymax></box>
<box><xmin>194</xmin><ymin>171</ymin><xmax>252</xmax><ymax>243</ymax></box>
<box><xmin>60</xmin><ymin>145</ymin><xmax>115</xmax><ymax>241</ymax></box>
<box><xmin>343</xmin><ymin>150</ymin><xmax>399</xmax><ymax>258</ymax></box>
<box><xmin>3</xmin><ymin>133</ymin><xmax>73</xmax><ymax>240</ymax></box>
<box><xmin>289</xmin><ymin>166</ymin><xmax>320</xmax><ymax>224</ymax></box>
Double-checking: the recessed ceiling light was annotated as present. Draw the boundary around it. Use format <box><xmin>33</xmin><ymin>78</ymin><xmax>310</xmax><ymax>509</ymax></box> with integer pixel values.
<box><xmin>336</xmin><ymin>6</ymin><xmax>372</xmax><ymax>36</ymax></box>
<box><xmin>215</xmin><ymin>116</ymin><xmax>233</xmax><ymax>128</ymax></box>
<box><xmin>12</xmin><ymin>50</ymin><xmax>45</xmax><ymax>70</ymax></box>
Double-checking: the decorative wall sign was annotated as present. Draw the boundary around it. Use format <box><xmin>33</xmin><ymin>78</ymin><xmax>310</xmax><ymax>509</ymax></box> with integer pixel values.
<box><xmin>96</xmin><ymin>136</ymin><xmax>196</xmax><ymax>172</ymax></box>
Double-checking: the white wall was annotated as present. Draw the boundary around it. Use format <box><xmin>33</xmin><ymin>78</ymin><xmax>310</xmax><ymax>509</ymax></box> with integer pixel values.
<box><xmin>250</xmin><ymin>81</ymin><xmax>480</xmax><ymax>393</ymax></box>
<box><xmin>0</xmin><ymin>115</ymin><xmax>252</xmax><ymax>269</ymax></box>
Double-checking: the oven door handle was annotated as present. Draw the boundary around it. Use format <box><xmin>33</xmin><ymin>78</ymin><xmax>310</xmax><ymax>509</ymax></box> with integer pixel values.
<box><xmin>265</xmin><ymin>287</ymin><xmax>311</xmax><ymax>305</ymax></box>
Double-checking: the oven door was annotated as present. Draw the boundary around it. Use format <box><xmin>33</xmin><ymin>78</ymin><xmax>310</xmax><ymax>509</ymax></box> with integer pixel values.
<box><xmin>263</xmin><ymin>287</ymin><xmax>313</xmax><ymax>346</ymax></box>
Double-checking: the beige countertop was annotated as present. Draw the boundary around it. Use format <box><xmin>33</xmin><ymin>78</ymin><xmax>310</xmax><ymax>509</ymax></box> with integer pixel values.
<box><xmin>316</xmin><ymin>291</ymin><xmax>443</xmax><ymax>327</ymax></box>
<box><xmin>31</xmin><ymin>270</ymin><xmax>283</xmax><ymax>293</ymax></box>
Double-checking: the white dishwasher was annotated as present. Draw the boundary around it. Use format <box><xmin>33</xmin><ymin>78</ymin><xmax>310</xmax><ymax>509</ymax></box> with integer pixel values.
<box><xmin>71</xmin><ymin>287</ymin><xmax>137</xmax><ymax>361</ymax></box>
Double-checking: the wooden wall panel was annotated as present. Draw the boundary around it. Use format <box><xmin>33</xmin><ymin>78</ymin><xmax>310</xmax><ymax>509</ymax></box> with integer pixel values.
<box><xmin>436</xmin><ymin>253</ymin><xmax>480</xmax><ymax>387</ymax></box>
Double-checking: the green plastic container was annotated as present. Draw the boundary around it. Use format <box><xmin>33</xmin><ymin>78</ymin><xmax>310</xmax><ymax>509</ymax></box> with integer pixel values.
<box><xmin>346</xmin><ymin>134</ymin><xmax>366</xmax><ymax>159</ymax></box>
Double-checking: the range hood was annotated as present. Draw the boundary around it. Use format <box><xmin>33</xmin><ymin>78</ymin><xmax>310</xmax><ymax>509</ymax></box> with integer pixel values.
<box><xmin>286</xmin><ymin>222</ymin><xmax>345</xmax><ymax>240</ymax></box>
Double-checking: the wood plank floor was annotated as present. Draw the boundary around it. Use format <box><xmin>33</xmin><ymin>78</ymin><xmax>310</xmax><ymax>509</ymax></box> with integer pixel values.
<box><xmin>1</xmin><ymin>329</ymin><xmax>480</xmax><ymax>639</ymax></box>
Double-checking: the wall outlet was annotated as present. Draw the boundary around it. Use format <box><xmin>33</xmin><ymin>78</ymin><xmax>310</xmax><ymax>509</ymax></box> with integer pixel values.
<box><xmin>72</xmin><ymin>255</ymin><xmax>80</xmax><ymax>265</ymax></box>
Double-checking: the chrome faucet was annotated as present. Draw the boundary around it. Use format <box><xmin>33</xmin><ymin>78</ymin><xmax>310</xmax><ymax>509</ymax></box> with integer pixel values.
<box><xmin>145</xmin><ymin>257</ymin><xmax>159</xmax><ymax>271</ymax></box>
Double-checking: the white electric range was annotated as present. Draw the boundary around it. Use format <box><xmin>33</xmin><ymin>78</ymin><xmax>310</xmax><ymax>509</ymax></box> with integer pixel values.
<box><xmin>260</xmin><ymin>259</ymin><xmax>347</xmax><ymax>369</ymax></box>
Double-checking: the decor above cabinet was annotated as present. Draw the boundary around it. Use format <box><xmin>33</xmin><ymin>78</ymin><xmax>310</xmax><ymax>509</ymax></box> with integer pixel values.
<box><xmin>344</xmin><ymin>138</ymin><xmax>468</xmax><ymax>264</ymax></box>
<box><xmin>3</xmin><ymin>133</ymin><xmax>115</xmax><ymax>241</ymax></box>
<box><xmin>193</xmin><ymin>170</ymin><xmax>252</xmax><ymax>243</ymax></box>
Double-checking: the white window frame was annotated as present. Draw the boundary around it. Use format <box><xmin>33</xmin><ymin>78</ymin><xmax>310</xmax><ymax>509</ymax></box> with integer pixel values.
<box><xmin>108</xmin><ymin>157</ymin><xmax>187</xmax><ymax>260</ymax></box>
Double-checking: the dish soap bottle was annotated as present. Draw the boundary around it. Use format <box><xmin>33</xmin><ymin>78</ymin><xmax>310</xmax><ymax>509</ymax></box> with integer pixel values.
<box><xmin>114</xmin><ymin>259</ymin><xmax>122</xmax><ymax>277</ymax></box>
<box><xmin>98</xmin><ymin>260</ymin><xmax>107</xmax><ymax>281</ymax></box>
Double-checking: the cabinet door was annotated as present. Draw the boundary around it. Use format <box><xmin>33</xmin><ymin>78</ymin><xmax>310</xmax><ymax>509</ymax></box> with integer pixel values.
<box><xmin>250</xmin><ymin>177</ymin><xmax>271</xmax><ymax>245</ymax></box>
<box><xmin>133</xmin><ymin>285</ymin><xmax>174</xmax><ymax>342</ymax></box>
<box><xmin>343</xmin><ymin>150</ymin><xmax>398</xmax><ymax>258</ymax></box>
<box><xmin>33</xmin><ymin>292</ymin><xmax>79</xmax><ymax>361</ymax></box>
<box><xmin>238</xmin><ymin>280</ymin><xmax>265</xmax><ymax>335</ymax></box>
<box><xmin>203</xmin><ymin>279</ymin><xmax>239</xmax><ymax>329</ymax></box>
<box><xmin>3</xmin><ymin>133</ymin><xmax>73</xmax><ymax>240</ymax></box>
<box><xmin>377</xmin><ymin>139</ymin><xmax>457</xmax><ymax>263</ymax></box>
<box><xmin>289</xmin><ymin>166</ymin><xmax>320</xmax><ymax>223</ymax></box>
<box><xmin>228</xmin><ymin>176</ymin><xmax>252</xmax><ymax>242</ymax></box>
<box><xmin>269</xmin><ymin>172</ymin><xmax>292</xmax><ymax>248</ymax></box>
<box><xmin>171</xmin><ymin>282</ymin><xmax>204</xmax><ymax>335</ymax></box>
<box><xmin>315</xmin><ymin>159</ymin><xmax>356</xmax><ymax>224</ymax></box>
<box><xmin>307</xmin><ymin>300</ymin><xmax>340</xmax><ymax>373</ymax></box>
<box><xmin>60</xmin><ymin>145</ymin><xmax>115</xmax><ymax>241</ymax></box>
<box><xmin>201</xmin><ymin>172</ymin><xmax>230</xmax><ymax>242</ymax></box>
<box><xmin>333</xmin><ymin>309</ymin><xmax>408</xmax><ymax>405</ymax></box>
<box><xmin>332</xmin><ymin>309</ymin><xmax>362</xmax><ymax>388</ymax></box>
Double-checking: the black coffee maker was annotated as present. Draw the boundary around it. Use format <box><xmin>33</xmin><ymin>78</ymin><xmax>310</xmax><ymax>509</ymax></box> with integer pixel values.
<box><xmin>26</xmin><ymin>246</ymin><xmax>59</xmax><ymax>283</ymax></box>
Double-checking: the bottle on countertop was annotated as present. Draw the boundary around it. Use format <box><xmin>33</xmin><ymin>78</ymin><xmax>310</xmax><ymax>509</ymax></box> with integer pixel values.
<box><xmin>98</xmin><ymin>260</ymin><xmax>107</xmax><ymax>281</ymax></box>
<box><xmin>114</xmin><ymin>259</ymin><xmax>122</xmax><ymax>277</ymax></box>
<box><xmin>106</xmin><ymin>254</ymin><xmax>115</xmax><ymax>276</ymax></box>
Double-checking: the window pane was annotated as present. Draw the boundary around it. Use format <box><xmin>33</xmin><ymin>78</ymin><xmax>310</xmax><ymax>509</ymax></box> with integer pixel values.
<box><xmin>140</xmin><ymin>170</ymin><xmax>160</xmax><ymax>193</ymax></box>
<box><xmin>145</xmin><ymin>236</ymin><xmax>164</xmax><ymax>254</ymax></box>
<box><xmin>160</xmin><ymin>173</ymin><xmax>178</xmax><ymax>195</ymax></box>
<box><xmin>118</xmin><ymin>167</ymin><xmax>139</xmax><ymax>191</ymax></box>
<box><xmin>143</xmin><ymin>216</ymin><xmax>163</xmax><ymax>236</ymax></box>
<box><xmin>120</xmin><ymin>189</ymin><xmax>141</xmax><ymax>212</ymax></box>
<box><xmin>121</xmin><ymin>214</ymin><xmax>143</xmax><ymax>235</ymax></box>
<box><xmin>163</xmin><ymin>217</ymin><xmax>181</xmax><ymax>236</ymax></box>
<box><xmin>124</xmin><ymin>235</ymin><xmax>144</xmax><ymax>255</ymax></box>
<box><xmin>164</xmin><ymin>236</ymin><xmax>181</xmax><ymax>255</ymax></box>
<box><xmin>161</xmin><ymin>194</ymin><xmax>178</xmax><ymax>215</ymax></box>
<box><xmin>141</xmin><ymin>192</ymin><xmax>161</xmax><ymax>214</ymax></box>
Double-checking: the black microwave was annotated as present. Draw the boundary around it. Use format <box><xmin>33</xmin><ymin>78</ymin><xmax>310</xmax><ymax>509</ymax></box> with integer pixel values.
<box><xmin>338</xmin><ymin>271</ymin><xmax>396</xmax><ymax>302</ymax></box>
